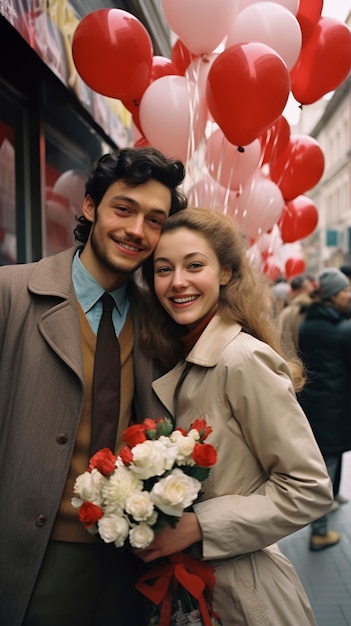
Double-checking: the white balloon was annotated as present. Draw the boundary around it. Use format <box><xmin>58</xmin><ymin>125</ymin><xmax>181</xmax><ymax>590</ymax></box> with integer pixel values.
<box><xmin>139</xmin><ymin>76</ymin><xmax>207</xmax><ymax>163</ymax></box>
<box><xmin>237</xmin><ymin>0</ymin><xmax>299</xmax><ymax>16</ymax></box>
<box><xmin>161</xmin><ymin>0</ymin><xmax>237</xmax><ymax>55</ymax></box>
<box><xmin>229</xmin><ymin>170</ymin><xmax>284</xmax><ymax>238</ymax></box>
<box><xmin>227</xmin><ymin>2</ymin><xmax>302</xmax><ymax>70</ymax></box>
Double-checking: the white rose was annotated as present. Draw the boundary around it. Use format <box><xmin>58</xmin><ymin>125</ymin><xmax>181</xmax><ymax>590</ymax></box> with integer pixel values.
<box><xmin>129</xmin><ymin>523</ymin><xmax>155</xmax><ymax>549</ymax></box>
<box><xmin>145</xmin><ymin>509</ymin><xmax>158</xmax><ymax>526</ymax></box>
<box><xmin>187</xmin><ymin>428</ymin><xmax>201</xmax><ymax>441</ymax></box>
<box><xmin>101</xmin><ymin>465</ymin><xmax>143</xmax><ymax>509</ymax></box>
<box><xmin>130</xmin><ymin>440</ymin><xmax>177</xmax><ymax>480</ymax></box>
<box><xmin>97</xmin><ymin>514</ymin><xmax>129</xmax><ymax>547</ymax></box>
<box><xmin>72</xmin><ymin>469</ymin><xmax>105</xmax><ymax>506</ymax></box>
<box><xmin>150</xmin><ymin>468</ymin><xmax>201</xmax><ymax>517</ymax></box>
<box><xmin>126</xmin><ymin>491</ymin><xmax>154</xmax><ymax>522</ymax></box>
<box><xmin>174</xmin><ymin>435</ymin><xmax>196</xmax><ymax>464</ymax></box>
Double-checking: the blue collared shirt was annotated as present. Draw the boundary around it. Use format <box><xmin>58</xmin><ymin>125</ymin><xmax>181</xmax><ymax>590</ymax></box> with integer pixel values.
<box><xmin>72</xmin><ymin>250</ymin><xmax>129</xmax><ymax>336</ymax></box>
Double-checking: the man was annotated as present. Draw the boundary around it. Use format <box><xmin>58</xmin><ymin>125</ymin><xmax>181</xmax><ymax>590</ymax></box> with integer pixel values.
<box><xmin>0</xmin><ymin>147</ymin><xmax>187</xmax><ymax>626</ymax></box>
<box><xmin>277</xmin><ymin>273</ymin><xmax>314</xmax><ymax>359</ymax></box>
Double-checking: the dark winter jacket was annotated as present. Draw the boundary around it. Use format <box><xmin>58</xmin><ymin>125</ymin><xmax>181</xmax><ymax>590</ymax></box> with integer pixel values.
<box><xmin>298</xmin><ymin>303</ymin><xmax>351</xmax><ymax>455</ymax></box>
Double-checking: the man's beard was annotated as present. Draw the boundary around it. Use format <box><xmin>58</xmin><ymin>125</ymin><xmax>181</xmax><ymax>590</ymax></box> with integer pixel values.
<box><xmin>90</xmin><ymin>227</ymin><xmax>136</xmax><ymax>277</ymax></box>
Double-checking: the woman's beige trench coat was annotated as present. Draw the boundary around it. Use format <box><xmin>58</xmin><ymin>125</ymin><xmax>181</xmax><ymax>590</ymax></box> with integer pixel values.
<box><xmin>152</xmin><ymin>315</ymin><xmax>333</xmax><ymax>626</ymax></box>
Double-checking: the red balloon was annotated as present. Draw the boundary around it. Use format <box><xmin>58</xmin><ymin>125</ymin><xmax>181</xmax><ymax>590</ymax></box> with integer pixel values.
<box><xmin>260</xmin><ymin>116</ymin><xmax>290</xmax><ymax>168</ymax></box>
<box><xmin>122</xmin><ymin>98</ymin><xmax>143</xmax><ymax>132</ymax></box>
<box><xmin>133</xmin><ymin>136</ymin><xmax>150</xmax><ymax>148</ymax></box>
<box><xmin>285</xmin><ymin>257</ymin><xmax>306</xmax><ymax>280</ymax></box>
<box><xmin>151</xmin><ymin>56</ymin><xmax>181</xmax><ymax>81</ymax></box>
<box><xmin>72</xmin><ymin>9</ymin><xmax>153</xmax><ymax>100</ymax></box>
<box><xmin>270</xmin><ymin>134</ymin><xmax>324</xmax><ymax>201</ymax></box>
<box><xmin>279</xmin><ymin>196</ymin><xmax>318</xmax><ymax>243</ymax></box>
<box><xmin>291</xmin><ymin>17</ymin><xmax>351</xmax><ymax>105</ymax></box>
<box><xmin>206</xmin><ymin>43</ymin><xmax>290</xmax><ymax>147</ymax></box>
<box><xmin>171</xmin><ymin>39</ymin><xmax>198</xmax><ymax>74</ymax></box>
<box><xmin>296</xmin><ymin>0</ymin><xmax>323</xmax><ymax>44</ymax></box>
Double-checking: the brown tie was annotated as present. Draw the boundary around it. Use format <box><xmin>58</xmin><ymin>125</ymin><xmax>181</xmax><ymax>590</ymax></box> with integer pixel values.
<box><xmin>90</xmin><ymin>292</ymin><xmax>121</xmax><ymax>457</ymax></box>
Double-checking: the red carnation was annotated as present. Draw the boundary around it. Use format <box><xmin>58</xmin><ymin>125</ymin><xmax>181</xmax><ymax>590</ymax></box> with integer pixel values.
<box><xmin>79</xmin><ymin>502</ymin><xmax>103</xmax><ymax>528</ymax></box>
<box><xmin>122</xmin><ymin>424</ymin><xmax>147</xmax><ymax>447</ymax></box>
<box><xmin>89</xmin><ymin>448</ymin><xmax>117</xmax><ymax>476</ymax></box>
<box><xmin>192</xmin><ymin>442</ymin><xmax>217</xmax><ymax>467</ymax></box>
<box><xmin>190</xmin><ymin>418</ymin><xmax>213</xmax><ymax>441</ymax></box>
<box><xmin>119</xmin><ymin>445</ymin><xmax>133</xmax><ymax>466</ymax></box>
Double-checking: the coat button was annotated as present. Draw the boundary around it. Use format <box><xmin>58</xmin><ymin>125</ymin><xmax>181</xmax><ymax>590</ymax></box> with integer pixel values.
<box><xmin>56</xmin><ymin>432</ymin><xmax>68</xmax><ymax>445</ymax></box>
<box><xmin>35</xmin><ymin>514</ymin><xmax>47</xmax><ymax>527</ymax></box>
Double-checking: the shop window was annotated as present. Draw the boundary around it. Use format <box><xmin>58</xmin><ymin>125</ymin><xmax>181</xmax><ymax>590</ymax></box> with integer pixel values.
<box><xmin>43</xmin><ymin>131</ymin><xmax>90</xmax><ymax>257</ymax></box>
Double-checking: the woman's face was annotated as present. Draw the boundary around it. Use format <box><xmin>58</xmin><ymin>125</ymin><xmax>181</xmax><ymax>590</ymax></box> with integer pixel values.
<box><xmin>153</xmin><ymin>227</ymin><xmax>230</xmax><ymax>330</ymax></box>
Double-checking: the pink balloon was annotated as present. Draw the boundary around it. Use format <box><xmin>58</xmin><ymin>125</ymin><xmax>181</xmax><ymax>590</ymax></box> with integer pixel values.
<box><xmin>187</xmin><ymin>177</ymin><xmax>234</xmax><ymax>213</ymax></box>
<box><xmin>206</xmin><ymin>129</ymin><xmax>261</xmax><ymax>191</ymax></box>
<box><xmin>53</xmin><ymin>170</ymin><xmax>85</xmax><ymax>213</ymax></box>
<box><xmin>139</xmin><ymin>76</ymin><xmax>207</xmax><ymax>163</ymax></box>
<box><xmin>237</xmin><ymin>0</ymin><xmax>299</xmax><ymax>14</ymax></box>
<box><xmin>160</xmin><ymin>0</ymin><xmax>237</xmax><ymax>55</ymax></box>
<box><xmin>227</xmin><ymin>2</ymin><xmax>302</xmax><ymax>71</ymax></box>
<box><xmin>229</xmin><ymin>170</ymin><xmax>284</xmax><ymax>238</ymax></box>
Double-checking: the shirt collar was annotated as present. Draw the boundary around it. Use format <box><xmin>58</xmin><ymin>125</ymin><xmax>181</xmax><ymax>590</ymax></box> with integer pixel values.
<box><xmin>72</xmin><ymin>249</ymin><xmax>127</xmax><ymax>316</ymax></box>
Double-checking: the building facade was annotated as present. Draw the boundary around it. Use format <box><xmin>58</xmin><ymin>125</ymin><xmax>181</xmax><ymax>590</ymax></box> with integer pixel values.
<box><xmin>297</xmin><ymin>13</ymin><xmax>351</xmax><ymax>273</ymax></box>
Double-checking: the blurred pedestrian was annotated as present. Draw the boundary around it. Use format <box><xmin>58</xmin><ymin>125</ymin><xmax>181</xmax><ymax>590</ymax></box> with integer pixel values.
<box><xmin>277</xmin><ymin>274</ymin><xmax>314</xmax><ymax>359</ymax></box>
<box><xmin>298</xmin><ymin>267</ymin><xmax>351</xmax><ymax>551</ymax></box>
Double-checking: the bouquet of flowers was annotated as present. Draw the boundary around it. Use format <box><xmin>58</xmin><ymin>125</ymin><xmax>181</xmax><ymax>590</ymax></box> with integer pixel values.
<box><xmin>72</xmin><ymin>417</ymin><xmax>222</xmax><ymax>625</ymax></box>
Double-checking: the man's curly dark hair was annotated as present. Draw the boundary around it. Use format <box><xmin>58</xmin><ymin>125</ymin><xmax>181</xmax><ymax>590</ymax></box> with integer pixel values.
<box><xmin>74</xmin><ymin>147</ymin><xmax>187</xmax><ymax>244</ymax></box>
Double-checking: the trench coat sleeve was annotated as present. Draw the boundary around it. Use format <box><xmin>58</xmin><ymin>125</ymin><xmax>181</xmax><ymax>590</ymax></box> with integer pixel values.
<box><xmin>193</xmin><ymin>339</ymin><xmax>333</xmax><ymax>561</ymax></box>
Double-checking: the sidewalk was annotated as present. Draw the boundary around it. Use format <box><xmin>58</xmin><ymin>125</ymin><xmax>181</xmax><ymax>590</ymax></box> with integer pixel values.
<box><xmin>279</xmin><ymin>451</ymin><xmax>351</xmax><ymax>626</ymax></box>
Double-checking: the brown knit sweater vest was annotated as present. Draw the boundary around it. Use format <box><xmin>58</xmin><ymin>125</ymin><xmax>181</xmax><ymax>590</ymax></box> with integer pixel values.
<box><xmin>51</xmin><ymin>303</ymin><xmax>134</xmax><ymax>542</ymax></box>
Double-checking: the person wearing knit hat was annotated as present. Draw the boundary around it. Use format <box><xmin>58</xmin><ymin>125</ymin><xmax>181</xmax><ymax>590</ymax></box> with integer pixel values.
<box><xmin>318</xmin><ymin>268</ymin><xmax>349</xmax><ymax>300</ymax></box>
<box><xmin>298</xmin><ymin>267</ymin><xmax>351</xmax><ymax>552</ymax></box>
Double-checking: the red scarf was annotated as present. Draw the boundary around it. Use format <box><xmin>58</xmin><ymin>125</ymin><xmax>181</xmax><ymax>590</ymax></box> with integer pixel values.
<box><xmin>179</xmin><ymin>309</ymin><xmax>217</xmax><ymax>357</ymax></box>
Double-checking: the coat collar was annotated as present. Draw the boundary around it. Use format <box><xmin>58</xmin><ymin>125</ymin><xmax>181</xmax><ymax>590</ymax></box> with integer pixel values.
<box><xmin>28</xmin><ymin>246</ymin><xmax>80</xmax><ymax>299</ymax></box>
<box><xmin>152</xmin><ymin>315</ymin><xmax>242</xmax><ymax>416</ymax></box>
<box><xmin>185</xmin><ymin>314</ymin><xmax>242</xmax><ymax>366</ymax></box>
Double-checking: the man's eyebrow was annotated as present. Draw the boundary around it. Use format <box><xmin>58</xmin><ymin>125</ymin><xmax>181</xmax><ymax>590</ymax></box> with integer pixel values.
<box><xmin>110</xmin><ymin>194</ymin><xmax>168</xmax><ymax>215</ymax></box>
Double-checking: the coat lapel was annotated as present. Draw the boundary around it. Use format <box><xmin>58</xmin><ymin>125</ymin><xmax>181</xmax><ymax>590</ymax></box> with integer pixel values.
<box><xmin>152</xmin><ymin>316</ymin><xmax>243</xmax><ymax>415</ymax></box>
<box><xmin>28</xmin><ymin>247</ymin><xmax>83</xmax><ymax>381</ymax></box>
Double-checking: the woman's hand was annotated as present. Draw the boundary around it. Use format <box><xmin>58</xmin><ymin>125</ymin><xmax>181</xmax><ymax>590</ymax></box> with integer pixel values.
<box><xmin>135</xmin><ymin>512</ymin><xmax>202</xmax><ymax>563</ymax></box>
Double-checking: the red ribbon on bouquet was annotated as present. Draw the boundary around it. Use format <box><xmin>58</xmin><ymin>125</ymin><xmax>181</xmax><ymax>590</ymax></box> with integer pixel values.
<box><xmin>136</xmin><ymin>551</ymin><xmax>219</xmax><ymax>626</ymax></box>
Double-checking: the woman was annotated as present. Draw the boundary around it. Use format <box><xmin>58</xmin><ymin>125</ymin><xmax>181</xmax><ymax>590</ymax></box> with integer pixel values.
<box><xmin>298</xmin><ymin>267</ymin><xmax>351</xmax><ymax>551</ymax></box>
<box><xmin>138</xmin><ymin>207</ymin><xmax>333</xmax><ymax>626</ymax></box>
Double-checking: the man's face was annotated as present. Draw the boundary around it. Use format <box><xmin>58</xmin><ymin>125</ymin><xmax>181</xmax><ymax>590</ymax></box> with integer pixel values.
<box><xmin>80</xmin><ymin>179</ymin><xmax>172</xmax><ymax>289</ymax></box>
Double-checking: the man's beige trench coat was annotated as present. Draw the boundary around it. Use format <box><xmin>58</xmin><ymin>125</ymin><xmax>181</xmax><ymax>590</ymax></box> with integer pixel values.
<box><xmin>0</xmin><ymin>247</ymin><xmax>166</xmax><ymax>626</ymax></box>
<box><xmin>152</xmin><ymin>315</ymin><xmax>333</xmax><ymax>626</ymax></box>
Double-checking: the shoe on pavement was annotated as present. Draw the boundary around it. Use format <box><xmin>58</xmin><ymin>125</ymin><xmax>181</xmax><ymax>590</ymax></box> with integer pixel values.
<box><xmin>330</xmin><ymin>500</ymin><xmax>340</xmax><ymax>512</ymax></box>
<box><xmin>335</xmin><ymin>494</ymin><xmax>349</xmax><ymax>504</ymax></box>
<box><xmin>309</xmin><ymin>530</ymin><xmax>340</xmax><ymax>552</ymax></box>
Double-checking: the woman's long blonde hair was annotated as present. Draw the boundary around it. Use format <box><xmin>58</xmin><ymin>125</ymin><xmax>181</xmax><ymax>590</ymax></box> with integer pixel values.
<box><xmin>140</xmin><ymin>207</ymin><xmax>304</xmax><ymax>391</ymax></box>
